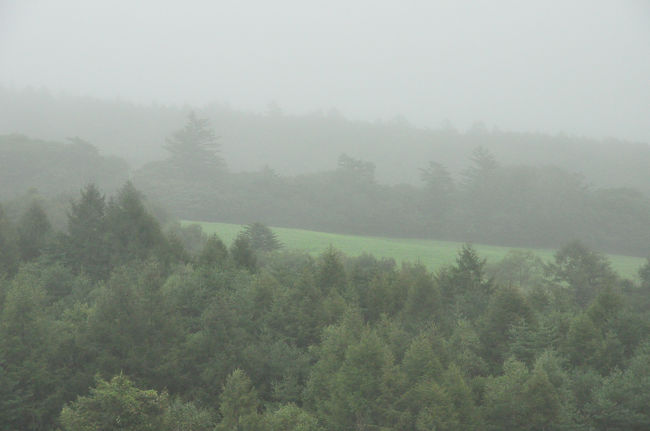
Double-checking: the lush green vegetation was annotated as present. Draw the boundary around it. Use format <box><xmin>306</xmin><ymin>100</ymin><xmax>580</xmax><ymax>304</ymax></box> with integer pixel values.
<box><xmin>185</xmin><ymin>220</ymin><xmax>646</xmax><ymax>281</ymax></box>
<box><xmin>2</xmin><ymin>182</ymin><xmax>650</xmax><ymax>430</ymax></box>
<box><xmin>2</xmin><ymin>100</ymin><xmax>650</xmax><ymax>431</ymax></box>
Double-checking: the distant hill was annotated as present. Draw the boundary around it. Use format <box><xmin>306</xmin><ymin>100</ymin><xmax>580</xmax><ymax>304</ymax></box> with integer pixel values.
<box><xmin>0</xmin><ymin>134</ymin><xmax>129</xmax><ymax>199</ymax></box>
<box><xmin>1</xmin><ymin>87</ymin><xmax>648</xmax><ymax>194</ymax></box>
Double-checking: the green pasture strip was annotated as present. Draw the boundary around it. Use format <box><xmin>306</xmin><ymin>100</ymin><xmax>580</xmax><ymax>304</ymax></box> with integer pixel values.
<box><xmin>182</xmin><ymin>220</ymin><xmax>644</xmax><ymax>280</ymax></box>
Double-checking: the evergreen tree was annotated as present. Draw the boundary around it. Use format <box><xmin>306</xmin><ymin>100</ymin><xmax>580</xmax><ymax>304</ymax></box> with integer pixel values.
<box><xmin>60</xmin><ymin>374</ymin><xmax>168</xmax><ymax>431</ymax></box>
<box><xmin>105</xmin><ymin>182</ymin><xmax>167</xmax><ymax>267</ymax></box>
<box><xmin>316</xmin><ymin>246</ymin><xmax>346</xmax><ymax>294</ymax></box>
<box><xmin>243</xmin><ymin>222</ymin><xmax>282</xmax><ymax>252</ymax></box>
<box><xmin>588</xmin><ymin>343</ymin><xmax>650</xmax><ymax>430</ymax></box>
<box><xmin>548</xmin><ymin>240</ymin><xmax>618</xmax><ymax>307</ymax></box>
<box><xmin>197</xmin><ymin>234</ymin><xmax>229</xmax><ymax>268</ymax></box>
<box><xmin>163</xmin><ymin>398</ymin><xmax>215</xmax><ymax>431</ymax></box>
<box><xmin>265</xmin><ymin>403</ymin><xmax>323</xmax><ymax>431</ymax></box>
<box><xmin>66</xmin><ymin>184</ymin><xmax>109</xmax><ymax>280</ymax></box>
<box><xmin>231</xmin><ymin>232</ymin><xmax>257</xmax><ymax>272</ymax></box>
<box><xmin>0</xmin><ymin>205</ymin><xmax>18</xmax><ymax>278</ymax></box>
<box><xmin>164</xmin><ymin>111</ymin><xmax>226</xmax><ymax>178</ymax></box>
<box><xmin>0</xmin><ymin>271</ymin><xmax>56</xmax><ymax>430</ymax></box>
<box><xmin>17</xmin><ymin>200</ymin><xmax>51</xmax><ymax>262</ymax></box>
<box><xmin>480</xmin><ymin>285</ymin><xmax>535</xmax><ymax>369</ymax></box>
<box><xmin>440</xmin><ymin>244</ymin><xmax>493</xmax><ymax>322</ymax></box>
<box><xmin>639</xmin><ymin>258</ymin><xmax>650</xmax><ymax>290</ymax></box>
<box><xmin>215</xmin><ymin>369</ymin><xmax>263</xmax><ymax>431</ymax></box>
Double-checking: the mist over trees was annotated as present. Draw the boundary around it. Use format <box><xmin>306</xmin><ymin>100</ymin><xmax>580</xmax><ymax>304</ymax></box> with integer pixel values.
<box><xmin>0</xmin><ymin>133</ymin><xmax>128</xmax><ymax>200</ymax></box>
<box><xmin>128</xmin><ymin>113</ymin><xmax>650</xmax><ymax>256</ymax></box>
<box><xmin>2</xmin><ymin>102</ymin><xmax>649</xmax><ymax>256</ymax></box>
<box><xmin>2</xmin><ymin>87</ymin><xmax>649</xmax><ymax>193</ymax></box>
<box><xmin>3</xmin><ymin>2</ymin><xmax>649</xmax><ymax>428</ymax></box>
<box><xmin>0</xmin><ymin>106</ymin><xmax>648</xmax><ymax>428</ymax></box>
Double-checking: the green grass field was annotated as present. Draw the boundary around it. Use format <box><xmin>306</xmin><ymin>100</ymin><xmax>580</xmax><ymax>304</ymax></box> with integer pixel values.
<box><xmin>183</xmin><ymin>220</ymin><xmax>646</xmax><ymax>281</ymax></box>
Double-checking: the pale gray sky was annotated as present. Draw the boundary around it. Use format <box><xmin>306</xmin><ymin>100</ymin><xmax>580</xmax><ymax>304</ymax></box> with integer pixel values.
<box><xmin>1</xmin><ymin>0</ymin><xmax>649</xmax><ymax>142</ymax></box>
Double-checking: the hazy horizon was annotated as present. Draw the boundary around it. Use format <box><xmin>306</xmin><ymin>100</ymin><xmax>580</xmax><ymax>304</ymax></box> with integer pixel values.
<box><xmin>1</xmin><ymin>0</ymin><xmax>649</xmax><ymax>143</ymax></box>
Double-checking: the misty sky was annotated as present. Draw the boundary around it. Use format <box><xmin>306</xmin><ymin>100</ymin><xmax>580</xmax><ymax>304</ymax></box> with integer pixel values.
<box><xmin>1</xmin><ymin>0</ymin><xmax>649</xmax><ymax>142</ymax></box>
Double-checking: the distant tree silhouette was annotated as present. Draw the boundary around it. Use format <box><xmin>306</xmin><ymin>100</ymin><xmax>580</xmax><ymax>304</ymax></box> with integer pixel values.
<box><xmin>164</xmin><ymin>111</ymin><xmax>226</xmax><ymax>178</ymax></box>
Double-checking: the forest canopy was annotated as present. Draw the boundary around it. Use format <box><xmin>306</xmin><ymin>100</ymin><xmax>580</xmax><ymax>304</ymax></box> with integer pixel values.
<box><xmin>1</xmin><ymin>182</ymin><xmax>649</xmax><ymax>430</ymax></box>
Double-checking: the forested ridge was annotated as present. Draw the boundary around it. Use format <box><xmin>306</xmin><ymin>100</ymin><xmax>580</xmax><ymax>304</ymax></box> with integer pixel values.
<box><xmin>1</xmin><ymin>182</ymin><xmax>650</xmax><ymax>430</ymax></box>
<box><xmin>2</xmin><ymin>110</ymin><xmax>650</xmax><ymax>256</ymax></box>
<box><xmin>2</xmin><ymin>87</ymin><xmax>649</xmax><ymax>193</ymax></box>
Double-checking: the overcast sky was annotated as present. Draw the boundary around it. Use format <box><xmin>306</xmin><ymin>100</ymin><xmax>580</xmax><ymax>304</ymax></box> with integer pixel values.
<box><xmin>1</xmin><ymin>0</ymin><xmax>648</xmax><ymax>142</ymax></box>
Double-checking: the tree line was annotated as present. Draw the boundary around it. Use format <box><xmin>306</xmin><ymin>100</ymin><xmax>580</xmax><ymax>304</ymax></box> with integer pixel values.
<box><xmin>3</xmin><ymin>86</ymin><xmax>650</xmax><ymax>193</ymax></box>
<box><xmin>1</xmin><ymin>182</ymin><xmax>650</xmax><ymax>430</ymax></box>
<box><xmin>3</xmin><ymin>113</ymin><xmax>650</xmax><ymax>256</ymax></box>
<box><xmin>134</xmin><ymin>114</ymin><xmax>650</xmax><ymax>256</ymax></box>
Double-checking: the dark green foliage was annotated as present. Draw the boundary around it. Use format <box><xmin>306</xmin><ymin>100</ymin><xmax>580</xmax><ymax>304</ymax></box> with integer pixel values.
<box><xmin>197</xmin><ymin>234</ymin><xmax>229</xmax><ymax>268</ymax></box>
<box><xmin>243</xmin><ymin>222</ymin><xmax>282</xmax><ymax>252</ymax></box>
<box><xmin>17</xmin><ymin>200</ymin><xmax>51</xmax><ymax>261</ymax></box>
<box><xmin>305</xmin><ymin>322</ymin><xmax>399</xmax><ymax>431</ymax></box>
<box><xmin>507</xmin><ymin>318</ymin><xmax>559</xmax><ymax>366</ymax></box>
<box><xmin>60</xmin><ymin>374</ymin><xmax>168</xmax><ymax>431</ymax></box>
<box><xmin>0</xmin><ymin>183</ymin><xmax>648</xmax><ymax>431</ymax></box>
<box><xmin>104</xmin><ymin>182</ymin><xmax>168</xmax><ymax>268</ymax></box>
<box><xmin>265</xmin><ymin>403</ymin><xmax>323</xmax><ymax>431</ymax></box>
<box><xmin>89</xmin><ymin>261</ymin><xmax>176</xmax><ymax>382</ymax></box>
<box><xmin>439</xmin><ymin>244</ymin><xmax>493</xmax><ymax>324</ymax></box>
<box><xmin>348</xmin><ymin>254</ymin><xmax>403</xmax><ymax>323</ymax></box>
<box><xmin>0</xmin><ymin>205</ymin><xmax>18</xmax><ymax>277</ymax></box>
<box><xmin>488</xmin><ymin>250</ymin><xmax>546</xmax><ymax>289</ymax></box>
<box><xmin>316</xmin><ymin>246</ymin><xmax>346</xmax><ymax>294</ymax></box>
<box><xmin>587</xmin><ymin>343</ymin><xmax>650</xmax><ymax>430</ymax></box>
<box><xmin>640</xmin><ymin>258</ymin><xmax>650</xmax><ymax>290</ymax></box>
<box><xmin>215</xmin><ymin>369</ymin><xmax>263</xmax><ymax>431</ymax></box>
<box><xmin>0</xmin><ymin>268</ymin><xmax>62</xmax><ymax>430</ymax></box>
<box><xmin>480</xmin><ymin>285</ymin><xmax>535</xmax><ymax>369</ymax></box>
<box><xmin>401</xmin><ymin>330</ymin><xmax>444</xmax><ymax>383</ymax></box>
<box><xmin>565</xmin><ymin>313</ymin><xmax>604</xmax><ymax>369</ymax></box>
<box><xmin>548</xmin><ymin>240</ymin><xmax>619</xmax><ymax>307</ymax></box>
<box><xmin>447</xmin><ymin>319</ymin><xmax>489</xmax><ymax>377</ymax></box>
<box><xmin>231</xmin><ymin>232</ymin><xmax>257</xmax><ymax>272</ymax></box>
<box><xmin>163</xmin><ymin>398</ymin><xmax>215</xmax><ymax>431</ymax></box>
<box><xmin>482</xmin><ymin>358</ymin><xmax>532</xmax><ymax>430</ymax></box>
<box><xmin>400</xmin><ymin>264</ymin><xmax>441</xmax><ymax>331</ymax></box>
<box><xmin>65</xmin><ymin>184</ymin><xmax>109</xmax><ymax>280</ymax></box>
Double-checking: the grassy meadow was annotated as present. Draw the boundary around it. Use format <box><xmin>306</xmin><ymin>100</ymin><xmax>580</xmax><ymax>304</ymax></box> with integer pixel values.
<box><xmin>183</xmin><ymin>220</ymin><xmax>646</xmax><ymax>281</ymax></box>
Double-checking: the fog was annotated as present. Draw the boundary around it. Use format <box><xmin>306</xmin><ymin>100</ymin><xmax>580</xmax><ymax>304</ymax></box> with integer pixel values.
<box><xmin>1</xmin><ymin>0</ymin><xmax>649</xmax><ymax>143</ymax></box>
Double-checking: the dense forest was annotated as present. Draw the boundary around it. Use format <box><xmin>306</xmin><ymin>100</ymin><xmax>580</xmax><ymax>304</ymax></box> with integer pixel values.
<box><xmin>3</xmin><ymin>109</ymin><xmax>650</xmax><ymax>256</ymax></box>
<box><xmin>4</xmin><ymin>2</ymin><xmax>649</xmax><ymax>430</ymax></box>
<box><xmin>1</xmin><ymin>182</ymin><xmax>650</xmax><ymax>430</ymax></box>
<box><xmin>2</xmin><ymin>92</ymin><xmax>649</xmax><ymax>430</ymax></box>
